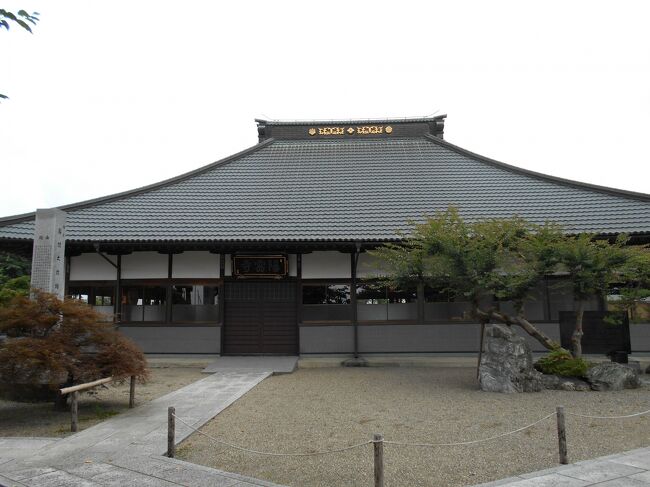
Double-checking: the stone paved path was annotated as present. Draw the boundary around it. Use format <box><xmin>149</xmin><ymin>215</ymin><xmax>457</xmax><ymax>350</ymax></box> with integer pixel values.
<box><xmin>202</xmin><ymin>356</ymin><xmax>298</xmax><ymax>374</ymax></box>
<box><xmin>473</xmin><ymin>446</ymin><xmax>650</xmax><ymax>487</ymax></box>
<box><xmin>0</xmin><ymin>371</ymin><xmax>285</xmax><ymax>487</ymax></box>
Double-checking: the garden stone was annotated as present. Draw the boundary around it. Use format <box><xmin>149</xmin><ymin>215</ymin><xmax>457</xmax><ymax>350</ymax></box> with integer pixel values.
<box><xmin>479</xmin><ymin>324</ymin><xmax>543</xmax><ymax>393</ymax></box>
<box><xmin>622</xmin><ymin>361</ymin><xmax>641</xmax><ymax>373</ymax></box>
<box><xmin>541</xmin><ymin>373</ymin><xmax>560</xmax><ymax>389</ymax></box>
<box><xmin>559</xmin><ymin>381</ymin><xmax>575</xmax><ymax>391</ymax></box>
<box><xmin>586</xmin><ymin>362</ymin><xmax>641</xmax><ymax>391</ymax></box>
<box><xmin>540</xmin><ymin>374</ymin><xmax>590</xmax><ymax>391</ymax></box>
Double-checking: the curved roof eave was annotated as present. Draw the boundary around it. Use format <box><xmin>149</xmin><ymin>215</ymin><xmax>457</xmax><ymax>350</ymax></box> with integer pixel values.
<box><xmin>423</xmin><ymin>134</ymin><xmax>650</xmax><ymax>202</ymax></box>
<box><xmin>0</xmin><ymin>138</ymin><xmax>276</xmax><ymax>226</ymax></box>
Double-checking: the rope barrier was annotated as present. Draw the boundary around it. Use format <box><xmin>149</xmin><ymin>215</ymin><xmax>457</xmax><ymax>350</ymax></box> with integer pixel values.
<box><xmin>383</xmin><ymin>413</ymin><xmax>556</xmax><ymax>448</ymax></box>
<box><xmin>170</xmin><ymin>404</ymin><xmax>650</xmax><ymax>458</ymax></box>
<box><xmin>172</xmin><ymin>414</ymin><xmax>372</xmax><ymax>457</ymax></box>
<box><xmin>565</xmin><ymin>408</ymin><xmax>650</xmax><ymax>420</ymax></box>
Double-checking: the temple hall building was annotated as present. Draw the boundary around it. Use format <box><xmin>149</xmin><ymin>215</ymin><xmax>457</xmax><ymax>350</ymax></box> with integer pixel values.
<box><xmin>1</xmin><ymin>116</ymin><xmax>649</xmax><ymax>355</ymax></box>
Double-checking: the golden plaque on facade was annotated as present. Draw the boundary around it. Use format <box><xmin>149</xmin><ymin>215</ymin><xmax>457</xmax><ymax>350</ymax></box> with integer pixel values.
<box><xmin>308</xmin><ymin>125</ymin><xmax>394</xmax><ymax>136</ymax></box>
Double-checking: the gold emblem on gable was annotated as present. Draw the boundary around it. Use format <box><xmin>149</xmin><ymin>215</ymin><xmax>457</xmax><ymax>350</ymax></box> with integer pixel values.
<box><xmin>308</xmin><ymin>125</ymin><xmax>394</xmax><ymax>136</ymax></box>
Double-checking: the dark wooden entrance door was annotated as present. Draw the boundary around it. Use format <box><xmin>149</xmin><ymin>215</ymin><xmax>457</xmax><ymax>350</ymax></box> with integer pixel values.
<box><xmin>223</xmin><ymin>281</ymin><xmax>297</xmax><ymax>355</ymax></box>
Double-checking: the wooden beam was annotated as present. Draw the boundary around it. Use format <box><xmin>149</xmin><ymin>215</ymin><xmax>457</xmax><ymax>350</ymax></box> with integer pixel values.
<box><xmin>60</xmin><ymin>377</ymin><xmax>113</xmax><ymax>395</ymax></box>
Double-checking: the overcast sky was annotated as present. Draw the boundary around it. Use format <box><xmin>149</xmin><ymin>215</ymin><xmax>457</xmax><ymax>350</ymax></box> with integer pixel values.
<box><xmin>1</xmin><ymin>0</ymin><xmax>648</xmax><ymax>217</ymax></box>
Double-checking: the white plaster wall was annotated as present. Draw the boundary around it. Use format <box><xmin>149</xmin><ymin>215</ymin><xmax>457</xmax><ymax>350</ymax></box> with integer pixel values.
<box><xmin>289</xmin><ymin>254</ymin><xmax>297</xmax><ymax>277</ymax></box>
<box><xmin>357</xmin><ymin>253</ymin><xmax>387</xmax><ymax>278</ymax></box>
<box><xmin>69</xmin><ymin>253</ymin><xmax>117</xmax><ymax>281</ymax></box>
<box><xmin>302</xmin><ymin>251</ymin><xmax>350</xmax><ymax>279</ymax></box>
<box><xmin>172</xmin><ymin>252</ymin><xmax>220</xmax><ymax>278</ymax></box>
<box><xmin>224</xmin><ymin>254</ymin><xmax>232</xmax><ymax>277</ymax></box>
<box><xmin>121</xmin><ymin>252</ymin><xmax>168</xmax><ymax>279</ymax></box>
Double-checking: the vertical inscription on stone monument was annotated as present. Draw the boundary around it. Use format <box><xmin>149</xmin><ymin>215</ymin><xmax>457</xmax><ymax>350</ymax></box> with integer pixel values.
<box><xmin>30</xmin><ymin>209</ymin><xmax>67</xmax><ymax>299</ymax></box>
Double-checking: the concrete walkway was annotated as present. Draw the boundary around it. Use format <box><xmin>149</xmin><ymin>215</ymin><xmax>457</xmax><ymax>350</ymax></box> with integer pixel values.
<box><xmin>474</xmin><ymin>446</ymin><xmax>650</xmax><ymax>487</ymax></box>
<box><xmin>0</xmin><ymin>371</ymin><xmax>285</xmax><ymax>487</ymax></box>
<box><xmin>202</xmin><ymin>356</ymin><xmax>298</xmax><ymax>374</ymax></box>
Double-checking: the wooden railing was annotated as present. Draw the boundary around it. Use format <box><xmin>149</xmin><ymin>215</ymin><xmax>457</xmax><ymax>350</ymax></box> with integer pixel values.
<box><xmin>59</xmin><ymin>375</ymin><xmax>137</xmax><ymax>432</ymax></box>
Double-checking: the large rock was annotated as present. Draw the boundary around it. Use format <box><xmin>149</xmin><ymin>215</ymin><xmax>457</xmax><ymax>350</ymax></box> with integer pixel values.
<box><xmin>479</xmin><ymin>324</ymin><xmax>543</xmax><ymax>393</ymax></box>
<box><xmin>586</xmin><ymin>362</ymin><xmax>641</xmax><ymax>391</ymax></box>
<box><xmin>541</xmin><ymin>374</ymin><xmax>590</xmax><ymax>392</ymax></box>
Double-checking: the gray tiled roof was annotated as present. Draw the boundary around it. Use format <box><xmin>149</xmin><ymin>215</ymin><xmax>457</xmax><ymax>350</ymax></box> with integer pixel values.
<box><xmin>1</xmin><ymin>134</ymin><xmax>649</xmax><ymax>242</ymax></box>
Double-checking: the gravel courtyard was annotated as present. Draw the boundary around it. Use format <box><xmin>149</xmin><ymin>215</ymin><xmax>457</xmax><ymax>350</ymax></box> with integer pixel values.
<box><xmin>177</xmin><ymin>367</ymin><xmax>650</xmax><ymax>487</ymax></box>
<box><xmin>0</xmin><ymin>366</ymin><xmax>205</xmax><ymax>437</ymax></box>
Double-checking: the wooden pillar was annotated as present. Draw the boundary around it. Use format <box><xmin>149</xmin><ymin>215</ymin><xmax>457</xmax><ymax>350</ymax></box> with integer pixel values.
<box><xmin>417</xmin><ymin>281</ymin><xmax>425</xmax><ymax>325</ymax></box>
<box><xmin>296</xmin><ymin>253</ymin><xmax>302</xmax><ymax>355</ymax></box>
<box><xmin>544</xmin><ymin>277</ymin><xmax>552</xmax><ymax>322</ymax></box>
<box><xmin>219</xmin><ymin>252</ymin><xmax>225</xmax><ymax>355</ymax></box>
<box><xmin>165</xmin><ymin>253</ymin><xmax>173</xmax><ymax>322</ymax></box>
<box><xmin>115</xmin><ymin>255</ymin><xmax>122</xmax><ymax>323</ymax></box>
<box><xmin>351</xmin><ymin>249</ymin><xmax>359</xmax><ymax>358</ymax></box>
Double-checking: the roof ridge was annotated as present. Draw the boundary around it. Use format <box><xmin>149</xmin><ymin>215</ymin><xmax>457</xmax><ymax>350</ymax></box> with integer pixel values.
<box><xmin>257</xmin><ymin>115</ymin><xmax>447</xmax><ymax>126</ymax></box>
<box><xmin>0</xmin><ymin>138</ymin><xmax>277</xmax><ymax>227</ymax></box>
<box><xmin>423</xmin><ymin>134</ymin><xmax>650</xmax><ymax>203</ymax></box>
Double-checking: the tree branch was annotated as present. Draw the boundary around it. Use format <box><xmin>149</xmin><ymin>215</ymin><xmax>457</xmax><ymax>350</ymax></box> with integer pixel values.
<box><xmin>478</xmin><ymin>308</ymin><xmax>559</xmax><ymax>351</ymax></box>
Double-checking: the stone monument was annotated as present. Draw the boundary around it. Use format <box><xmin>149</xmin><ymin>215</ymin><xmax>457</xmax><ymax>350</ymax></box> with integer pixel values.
<box><xmin>30</xmin><ymin>209</ymin><xmax>67</xmax><ymax>299</ymax></box>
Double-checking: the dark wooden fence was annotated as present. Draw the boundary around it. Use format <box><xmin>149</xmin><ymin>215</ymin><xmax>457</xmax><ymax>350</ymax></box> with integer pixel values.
<box><xmin>559</xmin><ymin>311</ymin><xmax>630</xmax><ymax>354</ymax></box>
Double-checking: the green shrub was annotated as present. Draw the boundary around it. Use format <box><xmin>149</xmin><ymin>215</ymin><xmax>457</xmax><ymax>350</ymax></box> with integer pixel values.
<box><xmin>534</xmin><ymin>348</ymin><xmax>590</xmax><ymax>377</ymax></box>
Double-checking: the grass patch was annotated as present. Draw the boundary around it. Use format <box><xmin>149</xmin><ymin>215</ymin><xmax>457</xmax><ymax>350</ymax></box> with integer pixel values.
<box><xmin>84</xmin><ymin>405</ymin><xmax>120</xmax><ymax>421</ymax></box>
<box><xmin>534</xmin><ymin>348</ymin><xmax>590</xmax><ymax>377</ymax></box>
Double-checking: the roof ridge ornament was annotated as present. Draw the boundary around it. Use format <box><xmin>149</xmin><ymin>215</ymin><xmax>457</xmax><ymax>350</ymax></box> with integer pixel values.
<box><xmin>256</xmin><ymin>115</ymin><xmax>445</xmax><ymax>141</ymax></box>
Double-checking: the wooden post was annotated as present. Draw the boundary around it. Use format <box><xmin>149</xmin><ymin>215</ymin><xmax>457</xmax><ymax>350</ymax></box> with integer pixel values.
<box><xmin>477</xmin><ymin>321</ymin><xmax>486</xmax><ymax>379</ymax></box>
<box><xmin>168</xmin><ymin>406</ymin><xmax>176</xmax><ymax>458</ymax></box>
<box><xmin>556</xmin><ymin>406</ymin><xmax>568</xmax><ymax>464</ymax></box>
<box><xmin>70</xmin><ymin>391</ymin><xmax>79</xmax><ymax>432</ymax></box>
<box><xmin>351</xmin><ymin>249</ymin><xmax>359</xmax><ymax>359</ymax></box>
<box><xmin>129</xmin><ymin>375</ymin><xmax>136</xmax><ymax>408</ymax></box>
<box><xmin>373</xmin><ymin>433</ymin><xmax>384</xmax><ymax>487</ymax></box>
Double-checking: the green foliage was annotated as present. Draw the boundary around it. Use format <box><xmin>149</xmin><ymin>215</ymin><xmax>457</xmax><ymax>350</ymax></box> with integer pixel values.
<box><xmin>554</xmin><ymin>234</ymin><xmax>630</xmax><ymax>303</ymax></box>
<box><xmin>535</xmin><ymin>348</ymin><xmax>590</xmax><ymax>377</ymax></box>
<box><xmin>0</xmin><ymin>9</ymin><xmax>39</xmax><ymax>32</ymax></box>
<box><xmin>0</xmin><ymin>251</ymin><xmax>31</xmax><ymax>286</ymax></box>
<box><xmin>370</xmin><ymin>207</ymin><xmax>564</xmax><ymax>316</ymax></box>
<box><xmin>611</xmin><ymin>245</ymin><xmax>650</xmax><ymax>323</ymax></box>
<box><xmin>0</xmin><ymin>252</ymin><xmax>31</xmax><ymax>306</ymax></box>
<box><xmin>0</xmin><ymin>275</ymin><xmax>30</xmax><ymax>306</ymax></box>
<box><xmin>371</xmin><ymin>208</ymin><xmax>650</xmax><ymax>352</ymax></box>
<box><xmin>0</xmin><ymin>9</ymin><xmax>40</xmax><ymax>101</ymax></box>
